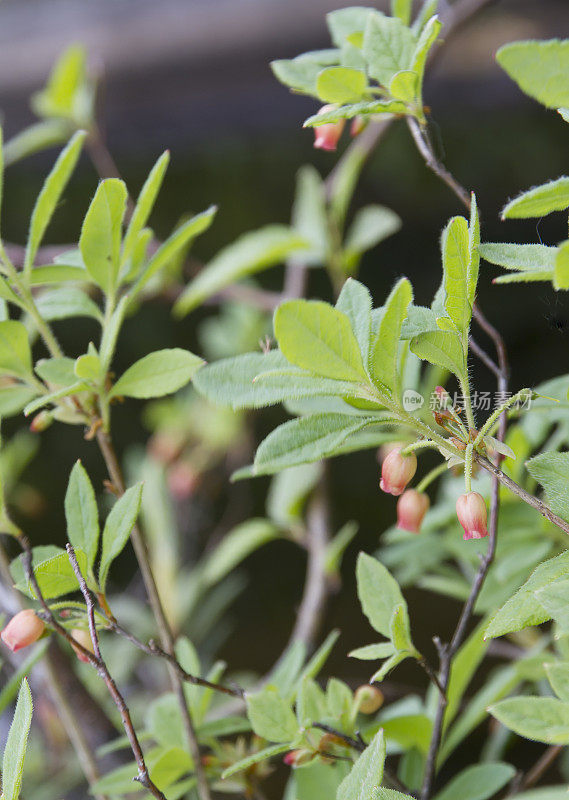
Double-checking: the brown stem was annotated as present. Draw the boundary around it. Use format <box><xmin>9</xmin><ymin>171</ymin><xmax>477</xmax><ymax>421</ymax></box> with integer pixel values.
<box><xmin>66</xmin><ymin>545</ymin><xmax>167</xmax><ymax>800</ymax></box>
<box><xmin>421</xmin><ymin>317</ymin><xmax>509</xmax><ymax>799</ymax></box>
<box><xmin>509</xmin><ymin>744</ymin><xmax>564</xmax><ymax>795</ymax></box>
<box><xmin>406</xmin><ymin>117</ymin><xmax>471</xmax><ymax>212</ymax></box>
<box><xmin>103</xmin><ymin>616</ymin><xmax>243</xmax><ymax>699</ymax></box>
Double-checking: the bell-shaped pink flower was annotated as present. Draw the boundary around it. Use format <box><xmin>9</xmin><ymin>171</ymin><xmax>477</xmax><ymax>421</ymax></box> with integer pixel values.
<box><xmin>456</xmin><ymin>491</ymin><xmax>488</xmax><ymax>540</ymax></box>
<box><xmin>380</xmin><ymin>447</ymin><xmax>417</xmax><ymax>496</ymax></box>
<box><xmin>313</xmin><ymin>105</ymin><xmax>345</xmax><ymax>151</ymax></box>
<box><xmin>1</xmin><ymin>609</ymin><xmax>45</xmax><ymax>652</ymax></box>
<box><xmin>397</xmin><ymin>489</ymin><xmax>430</xmax><ymax>533</ymax></box>
<box><xmin>71</xmin><ymin>628</ymin><xmax>94</xmax><ymax>664</ymax></box>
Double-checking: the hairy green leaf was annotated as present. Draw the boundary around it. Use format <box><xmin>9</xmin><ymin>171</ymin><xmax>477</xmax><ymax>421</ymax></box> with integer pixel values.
<box><xmin>110</xmin><ymin>349</ymin><xmax>204</xmax><ymax>399</ymax></box>
<box><xmin>2</xmin><ymin>678</ymin><xmax>33</xmax><ymax>800</ymax></box>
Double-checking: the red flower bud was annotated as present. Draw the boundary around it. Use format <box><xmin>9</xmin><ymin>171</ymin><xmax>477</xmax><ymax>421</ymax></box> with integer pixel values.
<box><xmin>313</xmin><ymin>105</ymin><xmax>345</xmax><ymax>152</ymax></box>
<box><xmin>283</xmin><ymin>749</ymin><xmax>312</xmax><ymax>767</ymax></box>
<box><xmin>1</xmin><ymin>609</ymin><xmax>45</xmax><ymax>652</ymax></box>
<box><xmin>71</xmin><ymin>628</ymin><xmax>94</xmax><ymax>664</ymax></box>
<box><xmin>396</xmin><ymin>489</ymin><xmax>430</xmax><ymax>533</ymax></box>
<box><xmin>380</xmin><ymin>447</ymin><xmax>417</xmax><ymax>496</ymax></box>
<box><xmin>456</xmin><ymin>492</ymin><xmax>488</xmax><ymax>540</ymax></box>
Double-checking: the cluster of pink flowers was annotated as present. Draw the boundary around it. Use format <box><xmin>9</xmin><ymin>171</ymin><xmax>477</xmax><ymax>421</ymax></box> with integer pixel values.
<box><xmin>380</xmin><ymin>445</ymin><xmax>488</xmax><ymax>540</ymax></box>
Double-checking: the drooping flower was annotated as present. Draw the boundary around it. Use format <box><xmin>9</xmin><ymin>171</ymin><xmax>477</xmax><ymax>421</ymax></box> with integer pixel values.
<box><xmin>313</xmin><ymin>105</ymin><xmax>345</xmax><ymax>151</ymax></box>
<box><xmin>71</xmin><ymin>628</ymin><xmax>94</xmax><ymax>664</ymax></box>
<box><xmin>1</xmin><ymin>609</ymin><xmax>45</xmax><ymax>652</ymax></box>
<box><xmin>380</xmin><ymin>447</ymin><xmax>417</xmax><ymax>496</ymax></box>
<box><xmin>397</xmin><ymin>489</ymin><xmax>430</xmax><ymax>533</ymax></box>
<box><xmin>456</xmin><ymin>491</ymin><xmax>488</xmax><ymax>540</ymax></box>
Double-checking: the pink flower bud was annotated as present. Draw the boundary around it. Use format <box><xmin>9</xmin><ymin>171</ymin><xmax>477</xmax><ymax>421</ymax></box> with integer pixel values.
<box><xmin>396</xmin><ymin>489</ymin><xmax>430</xmax><ymax>533</ymax></box>
<box><xmin>71</xmin><ymin>628</ymin><xmax>94</xmax><ymax>664</ymax></box>
<box><xmin>313</xmin><ymin>105</ymin><xmax>345</xmax><ymax>152</ymax></box>
<box><xmin>30</xmin><ymin>410</ymin><xmax>53</xmax><ymax>433</ymax></box>
<box><xmin>283</xmin><ymin>749</ymin><xmax>312</xmax><ymax>767</ymax></box>
<box><xmin>350</xmin><ymin>116</ymin><xmax>367</xmax><ymax>137</ymax></box>
<box><xmin>456</xmin><ymin>491</ymin><xmax>488</xmax><ymax>540</ymax></box>
<box><xmin>380</xmin><ymin>447</ymin><xmax>417</xmax><ymax>496</ymax></box>
<box><xmin>1</xmin><ymin>609</ymin><xmax>45</xmax><ymax>652</ymax></box>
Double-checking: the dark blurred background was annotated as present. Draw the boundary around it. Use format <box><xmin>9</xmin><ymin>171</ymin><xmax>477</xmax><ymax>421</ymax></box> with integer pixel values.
<box><xmin>1</xmin><ymin>0</ymin><xmax>568</xmax><ymax>781</ymax></box>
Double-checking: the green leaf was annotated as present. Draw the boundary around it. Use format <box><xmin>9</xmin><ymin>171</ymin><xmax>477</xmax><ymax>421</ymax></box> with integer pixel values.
<box><xmin>292</xmin><ymin>166</ymin><xmax>329</xmax><ymax>264</ymax></box>
<box><xmin>32</xmin><ymin>45</ymin><xmax>90</xmax><ymax>122</ymax></box>
<box><xmin>34</xmin><ymin>287</ymin><xmax>102</xmax><ymax>322</ymax></box>
<box><xmin>3</xmin><ymin>120</ymin><xmax>70</xmax><ymax>168</ymax></box>
<box><xmin>432</xmin><ymin>763</ymin><xmax>515</xmax><ymax>800</ymax></box>
<box><xmin>411</xmin><ymin>15</ymin><xmax>441</xmax><ymax>98</ymax></box>
<box><xmin>336</xmin><ymin>279</ymin><xmax>372</xmax><ymax>364</ymax></box>
<box><xmin>275</xmin><ymin>299</ymin><xmax>368</xmax><ymax>382</ymax></box>
<box><xmin>245</xmin><ymin>686</ymin><xmax>298</xmax><ymax>743</ymax></box>
<box><xmin>337</xmin><ymin>729</ymin><xmax>385</xmax><ymax>800</ymax></box>
<box><xmin>110</xmin><ymin>349</ymin><xmax>204</xmax><ymax>399</ymax></box>
<box><xmin>29</xmin><ymin>264</ymin><xmax>88</xmax><ymax>285</ymax></box>
<box><xmin>134</xmin><ymin>206</ymin><xmax>217</xmax><ymax>298</ymax></box>
<box><xmin>0</xmin><ymin>386</ymin><xmax>37</xmax><ymax>418</ymax></box>
<box><xmin>271</xmin><ymin>52</ymin><xmax>339</xmax><ymax>95</ymax></box>
<box><xmin>201</xmin><ymin>519</ymin><xmax>280</xmax><ymax>586</ymax></box>
<box><xmin>343</xmin><ymin>206</ymin><xmax>401</xmax><ymax>275</ymax></box>
<box><xmin>175</xmin><ymin>224</ymin><xmax>304</xmax><ymax>316</ymax></box>
<box><xmin>303</xmin><ymin>99</ymin><xmax>407</xmax><ymax>128</ymax></box>
<box><xmin>267</xmin><ymin>463</ymin><xmax>322</xmax><ymax>529</ymax></box>
<box><xmin>122</xmin><ymin>151</ymin><xmax>170</xmax><ymax>268</ymax></box>
<box><xmin>146</xmin><ymin>694</ymin><xmax>185</xmax><ymax>750</ymax></box>
<box><xmin>554</xmin><ymin>241</ymin><xmax>569</xmax><ymax>290</ymax></box>
<box><xmin>248</xmin><ymin>413</ymin><xmax>374</xmax><ymax>477</ymax></box>
<box><xmin>363</xmin><ymin>14</ymin><xmax>416</xmax><ymax>87</ymax></box>
<box><xmin>0</xmin><ymin>321</ymin><xmax>33</xmax><ymax>379</ymax></box>
<box><xmin>535</xmin><ymin>579</ymin><xmax>569</xmax><ymax>632</ymax></box>
<box><xmin>443</xmin><ymin>621</ymin><xmax>488</xmax><ymax>733</ymax></box>
<box><xmin>297</xmin><ymin>677</ymin><xmax>328</xmax><ymax>726</ymax></box>
<box><xmin>98</xmin><ymin>484</ymin><xmax>143</xmax><ymax>590</ymax></box>
<box><xmin>496</xmin><ymin>39</ymin><xmax>569</xmax><ymax>109</ymax></box>
<box><xmin>410</xmin><ymin>330</ymin><xmax>465</xmax><ymax>378</ymax></box>
<box><xmin>479</xmin><ymin>242</ymin><xmax>557</xmax><ymax>273</ymax></box>
<box><xmin>526</xmin><ymin>451</ymin><xmax>569</xmax><ymax>521</ymax></box>
<box><xmin>492</xmin><ymin>270</ymin><xmax>554</xmax><ymax>285</ymax></box>
<box><xmin>80</xmin><ymin>178</ymin><xmax>128</xmax><ymax>293</ymax></box>
<box><xmin>489</xmin><ymin>696</ymin><xmax>569</xmax><ymax>744</ymax></box>
<box><xmin>23</xmin><ymin>381</ymin><xmax>88</xmax><ymax>417</ymax></box>
<box><xmin>99</xmin><ymin>294</ymin><xmax>129</xmax><ymax>371</ymax></box>
<box><xmin>65</xmin><ymin>460</ymin><xmax>99</xmax><ymax>568</ymax></box>
<box><xmin>349</xmin><ymin>642</ymin><xmax>396</xmax><ymax>660</ymax></box>
<box><xmin>24</xmin><ymin>132</ymin><xmax>86</xmax><ymax>280</ymax></box>
<box><xmin>327</xmin><ymin>8</ymin><xmax>379</xmax><ymax>47</ymax></box>
<box><xmin>0</xmin><ymin>642</ymin><xmax>48</xmax><ymax>718</ymax></box>
<box><xmin>316</xmin><ymin>66</ymin><xmax>367</xmax><ymax>103</ymax></box>
<box><xmin>376</xmin><ymin>791</ymin><xmax>414</xmax><ymax>800</ymax></box>
<box><xmin>468</xmin><ymin>193</ymin><xmax>480</xmax><ymax>305</ymax></box>
<box><xmin>381</xmin><ymin>714</ymin><xmax>432</xmax><ymax>755</ymax></box>
<box><xmin>389</xmin><ymin>70</ymin><xmax>418</xmax><ymax>103</ymax></box>
<box><xmin>221</xmin><ymin>743</ymin><xmax>290</xmax><ymax>779</ymax></box>
<box><xmin>370</xmin><ymin>278</ymin><xmax>412</xmax><ymax>395</ymax></box>
<box><xmin>442</xmin><ymin>216</ymin><xmax>471</xmax><ymax>341</ymax></box>
<box><xmin>546</xmin><ymin>662</ymin><xmax>569</xmax><ymax>701</ymax></box>
<box><xmin>35</xmin><ymin>357</ymin><xmax>77</xmax><ymax>387</ymax></box>
<box><xmin>485</xmin><ymin>550</ymin><xmax>569</xmax><ymax>638</ymax></box>
<box><xmin>439</xmin><ymin>664</ymin><xmax>520</xmax><ymax>765</ymax></box>
<box><xmin>501</xmin><ymin>177</ymin><xmax>569</xmax><ymax>219</ymax></box>
<box><xmin>16</xmin><ymin>547</ymin><xmax>90</xmax><ymax>599</ymax></box>
<box><xmin>391</xmin><ymin>0</ymin><xmax>412</xmax><ymax>25</ymax></box>
<box><xmin>2</xmin><ymin>678</ymin><xmax>33</xmax><ymax>800</ymax></box>
<box><xmin>356</xmin><ymin>552</ymin><xmax>407</xmax><ymax>639</ymax></box>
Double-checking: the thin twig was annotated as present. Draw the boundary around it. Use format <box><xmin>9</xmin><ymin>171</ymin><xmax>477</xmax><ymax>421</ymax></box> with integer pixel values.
<box><xmin>18</xmin><ymin>534</ymin><xmax>165</xmax><ymax>799</ymax></box>
<box><xmin>103</xmin><ymin>616</ymin><xmax>243</xmax><ymax>698</ymax></box>
<box><xmin>406</xmin><ymin>117</ymin><xmax>471</xmax><ymax>211</ymax></box>
<box><xmin>508</xmin><ymin>744</ymin><xmax>564</xmax><ymax>795</ymax></box>
<box><xmin>66</xmin><ymin>545</ymin><xmax>167</xmax><ymax>800</ymax></box>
